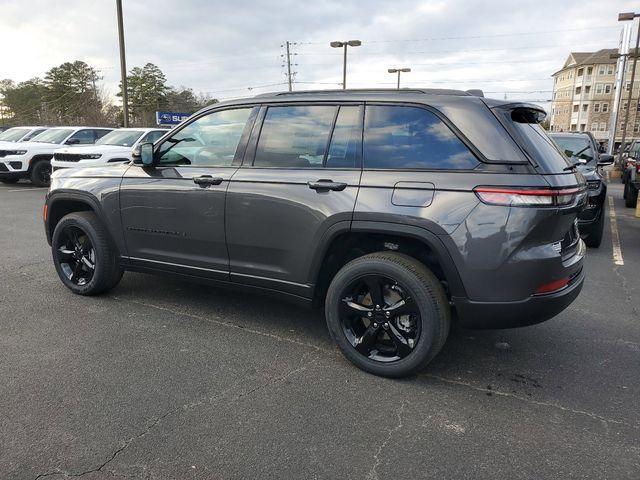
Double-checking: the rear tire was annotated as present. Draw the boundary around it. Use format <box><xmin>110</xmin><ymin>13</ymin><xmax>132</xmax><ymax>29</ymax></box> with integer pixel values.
<box><xmin>584</xmin><ymin>209</ymin><xmax>604</xmax><ymax>248</ymax></box>
<box><xmin>325</xmin><ymin>252</ymin><xmax>450</xmax><ymax>378</ymax></box>
<box><xmin>51</xmin><ymin>212</ymin><xmax>124</xmax><ymax>295</ymax></box>
<box><xmin>0</xmin><ymin>178</ymin><xmax>19</xmax><ymax>184</ymax></box>
<box><xmin>30</xmin><ymin>159</ymin><xmax>51</xmax><ymax>187</ymax></box>
<box><xmin>624</xmin><ymin>182</ymin><xmax>638</xmax><ymax>208</ymax></box>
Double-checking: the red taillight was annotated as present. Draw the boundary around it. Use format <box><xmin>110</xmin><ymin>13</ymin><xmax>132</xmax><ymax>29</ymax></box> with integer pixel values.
<box><xmin>534</xmin><ymin>277</ymin><xmax>570</xmax><ymax>295</ymax></box>
<box><xmin>474</xmin><ymin>186</ymin><xmax>582</xmax><ymax>207</ymax></box>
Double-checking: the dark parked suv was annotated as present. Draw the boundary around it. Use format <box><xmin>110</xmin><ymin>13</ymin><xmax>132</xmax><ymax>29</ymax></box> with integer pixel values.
<box><xmin>549</xmin><ymin>132</ymin><xmax>613</xmax><ymax>247</ymax></box>
<box><xmin>44</xmin><ymin>89</ymin><xmax>587</xmax><ymax>377</ymax></box>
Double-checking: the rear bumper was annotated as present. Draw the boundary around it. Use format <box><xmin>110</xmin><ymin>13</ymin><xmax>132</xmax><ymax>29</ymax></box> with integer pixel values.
<box><xmin>452</xmin><ymin>239</ymin><xmax>586</xmax><ymax>329</ymax></box>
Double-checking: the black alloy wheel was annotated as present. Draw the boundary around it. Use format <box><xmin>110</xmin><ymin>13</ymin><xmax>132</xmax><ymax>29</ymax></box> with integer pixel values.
<box><xmin>339</xmin><ymin>274</ymin><xmax>421</xmax><ymax>363</ymax></box>
<box><xmin>55</xmin><ymin>225</ymin><xmax>96</xmax><ymax>286</ymax></box>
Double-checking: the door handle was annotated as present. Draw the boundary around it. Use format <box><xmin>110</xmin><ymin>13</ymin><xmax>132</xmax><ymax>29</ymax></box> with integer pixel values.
<box><xmin>308</xmin><ymin>179</ymin><xmax>348</xmax><ymax>192</ymax></box>
<box><xmin>193</xmin><ymin>175</ymin><xmax>223</xmax><ymax>187</ymax></box>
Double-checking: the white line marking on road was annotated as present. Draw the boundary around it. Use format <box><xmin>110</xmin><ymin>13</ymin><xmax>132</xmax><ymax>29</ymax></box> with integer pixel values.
<box><xmin>6</xmin><ymin>188</ymin><xmax>47</xmax><ymax>192</ymax></box>
<box><xmin>608</xmin><ymin>195</ymin><xmax>624</xmax><ymax>266</ymax></box>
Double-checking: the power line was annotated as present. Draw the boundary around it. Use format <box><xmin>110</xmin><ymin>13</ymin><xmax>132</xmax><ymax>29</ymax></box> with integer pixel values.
<box><xmin>296</xmin><ymin>25</ymin><xmax>621</xmax><ymax>45</ymax></box>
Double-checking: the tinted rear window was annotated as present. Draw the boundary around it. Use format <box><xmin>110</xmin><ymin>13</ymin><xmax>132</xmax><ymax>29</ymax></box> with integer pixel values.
<box><xmin>497</xmin><ymin>107</ymin><xmax>571</xmax><ymax>173</ymax></box>
<box><xmin>363</xmin><ymin>105</ymin><xmax>479</xmax><ymax>170</ymax></box>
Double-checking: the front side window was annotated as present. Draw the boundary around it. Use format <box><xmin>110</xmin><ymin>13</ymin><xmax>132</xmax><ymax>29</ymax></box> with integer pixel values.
<box><xmin>363</xmin><ymin>105</ymin><xmax>479</xmax><ymax>170</ymax></box>
<box><xmin>157</xmin><ymin>108</ymin><xmax>252</xmax><ymax>166</ymax></box>
<box><xmin>254</xmin><ymin>105</ymin><xmax>336</xmax><ymax>168</ymax></box>
<box><xmin>140</xmin><ymin>130</ymin><xmax>165</xmax><ymax>144</ymax></box>
<box><xmin>68</xmin><ymin>129</ymin><xmax>96</xmax><ymax>144</ymax></box>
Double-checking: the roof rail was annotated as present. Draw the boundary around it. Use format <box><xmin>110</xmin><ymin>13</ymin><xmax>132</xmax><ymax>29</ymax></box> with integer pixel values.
<box><xmin>253</xmin><ymin>88</ymin><xmax>471</xmax><ymax>98</ymax></box>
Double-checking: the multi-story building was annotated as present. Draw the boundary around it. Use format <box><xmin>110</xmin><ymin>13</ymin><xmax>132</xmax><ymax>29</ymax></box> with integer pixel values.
<box><xmin>550</xmin><ymin>48</ymin><xmax>640</xmax><ymax>148</ymax></box>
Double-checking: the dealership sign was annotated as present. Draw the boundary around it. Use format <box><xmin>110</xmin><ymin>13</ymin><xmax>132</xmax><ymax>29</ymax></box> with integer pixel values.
<box><xmin>155</xmin><ymin>111</ymin><xmax>190</xmax><ymax>126</ymax></box>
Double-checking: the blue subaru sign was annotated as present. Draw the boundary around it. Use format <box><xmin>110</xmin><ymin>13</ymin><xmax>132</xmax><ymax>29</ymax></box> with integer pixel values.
<box><xmin>155</xmin><ymin>111</ymin><xmax>190</xmax><ymax>126</ymax></box>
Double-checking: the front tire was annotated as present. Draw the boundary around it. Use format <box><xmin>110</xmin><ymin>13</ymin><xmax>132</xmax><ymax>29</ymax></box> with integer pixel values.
<box><xmin>51</xmin><ymin>212</ymin><xmax>124</xmax><ymax>295</ymax></box>
<box><xmin>30</xmin><ymin>159</ymin><xmax>51</xmax><ymax>187</ymax></box>
<box><xmin>584</xmin><ymin>209</ymin><xmax>604</xmax><ymax>248</ymax></box>
<box><xmin>325</xmin><ymin>252</ymin><xmax>450</xmax><ymax>378</ymax></box>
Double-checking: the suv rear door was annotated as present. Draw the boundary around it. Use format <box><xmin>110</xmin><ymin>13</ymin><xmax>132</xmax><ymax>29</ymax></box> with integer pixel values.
<box><xmin>119</xmin><ymin>106</ymin><xmax>257</xmax><ymax>280</ymax></box>
<box><xmin>225</xmin><ymin>103</ymin><xmax>363</xmax><ymax>297</ymax></box>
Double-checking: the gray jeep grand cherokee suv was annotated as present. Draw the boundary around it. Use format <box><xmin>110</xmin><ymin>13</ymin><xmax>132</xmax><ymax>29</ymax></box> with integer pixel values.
<box><xmin>44</xmin><ymin>89</ymin><xmax>587</xmax><ymax>377</ymax></box>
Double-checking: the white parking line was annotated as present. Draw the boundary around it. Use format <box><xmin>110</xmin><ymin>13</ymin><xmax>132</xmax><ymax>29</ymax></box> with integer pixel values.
<box><xmin>6</xmin><ymin>188</ymin><xmax>47</xmax><ymax>192</ymax></box>
<box><xmin>608</xmin><ymin>195</ymin><xmax>624</xmax><ymax>266</ymax></box>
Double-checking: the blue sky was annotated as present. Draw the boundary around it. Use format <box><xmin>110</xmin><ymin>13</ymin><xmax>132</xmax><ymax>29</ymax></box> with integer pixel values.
<box><xmin>0</xmin><ymin>0</ymin><xmax>637</xmax><ymax>106</ymax></box>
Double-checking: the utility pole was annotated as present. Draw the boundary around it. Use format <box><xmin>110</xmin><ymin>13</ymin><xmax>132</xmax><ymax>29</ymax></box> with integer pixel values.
<box><xmin>609</xmin><ymin>24</ymin><xmax>632</xmax><ymax>154</ymax></box>
<box><xmin>330</xmin><ymin>40</ymin><xmax>361</xmax><ymax>89</ymax></box>
<box><xmin>116</xmin><ymin>0</ymin><xmax>129</xmax><ymax>127</ymax></box>
<box><xmin>617</xmin><ymin>12</ymin><xmax>640</xmax><ymax>158</ymax></box>
<box><xmin>286</xmin><ymin>41</ymin><xmax>293</xmax><ymax>91</ymax></box>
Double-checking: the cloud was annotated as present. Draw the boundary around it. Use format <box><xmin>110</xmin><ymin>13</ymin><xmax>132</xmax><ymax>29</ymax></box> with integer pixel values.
<box><xmin>0</xmin><ymin>0</ymin><xmax>637</xmax><ymax>109</ymax></box>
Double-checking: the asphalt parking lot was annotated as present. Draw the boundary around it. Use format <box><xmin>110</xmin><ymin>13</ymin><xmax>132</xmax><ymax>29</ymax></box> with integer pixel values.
<box><xmin>1</xmin><ymin>179</ymin><xmax>639</xmax><ymax>480</ymax></box>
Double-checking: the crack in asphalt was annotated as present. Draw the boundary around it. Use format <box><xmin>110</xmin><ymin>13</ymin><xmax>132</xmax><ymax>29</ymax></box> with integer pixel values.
<box><xmin>423</xmin><ymin>374</ymin><xmax>639</xmax><ymax>430</ymax></box>
<box><xmin>33</xmin><ymin>352</ymin><xmax>318</xmax><ymax>480</ymax></box>
<box><xmin>366</xmin><ymin>401</ymin><xmax>407</xmax><ymax>480</ymax></box>
<box><xmin>116</xmin><ymin>296</ymin><xmax>335</xmax><ymax>355</ymax></box>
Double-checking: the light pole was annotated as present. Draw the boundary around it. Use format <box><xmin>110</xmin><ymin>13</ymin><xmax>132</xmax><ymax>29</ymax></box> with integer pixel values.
<box><xmin>617</xmin><ymin>12</ymin><xmax>640</xmax><ymax>158</ymax></box>
<box><xmin>116</xmin><ymin>0</ymin><xmax>129</xmax><ymax>127</ymax></box>
<box><xmin>330</xmin><ymin>40</ymin><xmax>361</xmax><ymax>89</ymax></box>
<box><xmin>388</xmin><ymin>68</ymin><xmax>411</xmax><ymax>89</ymax></box>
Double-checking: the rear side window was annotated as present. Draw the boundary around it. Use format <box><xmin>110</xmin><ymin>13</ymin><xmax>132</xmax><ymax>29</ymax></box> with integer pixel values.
<box><xmin>23</xmin><ymin>128</ymin><xmax>46</xmax><ymax>141</ymax></box>
<box><xmin>254</xmin><ymin>106</ymin><xmax>336</xmax><ymax>168</ymax></box>
<box><xmin>498</xmin><ymin>108</ymin><xmax>571</xmax><ymax>173</ymax></box>
<box><xmin>363</xmin><ymin>105</ymin><xmax>479</xmax><ymax>170</ymax></box>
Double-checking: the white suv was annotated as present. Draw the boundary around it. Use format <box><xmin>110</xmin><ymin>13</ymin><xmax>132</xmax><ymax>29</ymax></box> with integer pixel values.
<box><xmin>0</xmin><ymin>126</ymin><xmax>112</xmax><ymax>186</ymax></box>
<box><xmin>0</xmin><ymin>126</ymin><xmax>49</xmax><ymax>145</ymax></box>
<box><xmin>51</xmin><ymin>128</ymin><xmax>166</xmax><ymax>172</ymax></box>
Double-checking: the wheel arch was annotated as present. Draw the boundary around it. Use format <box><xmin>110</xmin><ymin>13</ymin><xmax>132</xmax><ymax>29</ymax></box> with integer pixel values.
<box><xmin>45</xmin><ymin>191</ymin><xmax>123</xmax><ymax>256</ymax></box>
<box><xmin>310</xmin><ymin>221</ymin><xmax>466</xmax><ymax>307</ymax></box>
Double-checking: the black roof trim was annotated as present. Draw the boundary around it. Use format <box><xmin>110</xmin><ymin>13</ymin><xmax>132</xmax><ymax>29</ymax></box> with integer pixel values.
<box><xmin>253</xmin><ymin>88</ymin><xmax>471</xmax><ymax>98</ymax></box>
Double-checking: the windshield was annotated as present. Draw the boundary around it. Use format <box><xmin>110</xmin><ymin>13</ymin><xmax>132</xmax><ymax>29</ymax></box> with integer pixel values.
<box><xmin>30</xmin><ymin>128</ymin><xmax>74</xmax><ymax>144</ymax></box>
<box><xmin>550</xmin><ymin>135</ymin><xmax>595</xmax><ymax>165</ymax></box>
<box><xmin>96</xmin><ymin>130</ymin><xmax>144</xmax><ymax>147</ymax></box>
<box><xmin>0</xmin><ymin>128</ymin><xmax>30</xmax><ymax>142</ymax></box>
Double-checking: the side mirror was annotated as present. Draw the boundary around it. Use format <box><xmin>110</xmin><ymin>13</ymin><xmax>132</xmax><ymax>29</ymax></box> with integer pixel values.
<box><xmin>597</xmin><ymin>154</ymin><xmax>614</xmax><ymax>166</ymax></box>
<box><xmin>139</xmin><ymin>142</ymin><xmax>155</xmax><ymax>167</ymax></box>
<box><xmin>66</xmin><ymin>138</ymin><xmax>80</xmax><ymax>145</ymax></box>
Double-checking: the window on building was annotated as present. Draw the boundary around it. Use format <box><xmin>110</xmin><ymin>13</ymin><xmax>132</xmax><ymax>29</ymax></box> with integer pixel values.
<box><xmin>600</xmin><ymin>123</ymin><xmax>607</xmax><ymax>132</ymax></box>
<box><xmin>580</xmin><ymin>124</ymin><xmax>586</xmax><ymax>132</ymax></box>
<box><xmin>585</xmin><ymin>85</ymin><xmax>591</xmax><ymax>94</ymax></box>
<box><xmin>605</xmin><ymin>84</ymin><xmax>612</xmax><ymax>94</ymax></box>
<box><xmin>602</xmin><ymin>103</ymin><xmax>609</xmax><ymax>112</ymax></box>
<box><xmin>634</xmin><ymin>123</ymin><xmax>640</xmax><ymax>133</ymax></box>
<box><xmin>571</xmin><ymin>124</ymin><xmax>577</xmax><ymax>130</ymax></box>
<box><xmin>577</xmin><ymin>68</ymin><xmax>584</xmax><ymax>76</ymax></box>
<box><xmin>607</xmin><ymin>65</ymin><xmax>614</xmax><ymax>75</ymax></box>
<box><xmin>582</xmin><ymin>104</ymin><xmax>588</xmax><ymax>112</ymax></box>
<box><xmin>623</xmin><ymin>103</ymin><xmax>628</xmax><ymax>111</ymax></box>
<box><xmin>598</xmin><ymin>65</ymin><xmax>606</xmax><ymax>75</ymax></box>
<box><xmin>573</xmin><ymin>104</ymin><xmax>579</xmax><ymax>112</ymax></box>
<box><xmin>626</xmin><ymin>82</ymin><xmax>632</xmax><ymax>92</ymax></box>
<box><xmin>594</xmin><ymin>103</ymin><xmax>600</xmax><ymax>113</ymax></box>
<box><xmin>591</xmin><ymin>123</ymin><xmax>598</xmax><ymax>131</ymax></box>
<box><xmin>636</xmin><ymin>102</ymin><xmax>640</xmax><ymax>112</ymax></box>
<box><xmin>587</xmin><ymin>67</ymin><xmax>593</xmax><ymax>75</ymax></box>
<box><xmin>575</xmin><ymin>86</ymin><xmax>582</xmax><ymax>95</ymax></box>
<box><xmin>596</xmin><ymin>83</ymin><xmax>603</xmax><ymax>94</ymax></box>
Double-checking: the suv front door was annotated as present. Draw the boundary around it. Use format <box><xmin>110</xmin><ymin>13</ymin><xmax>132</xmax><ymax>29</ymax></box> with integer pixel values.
<box><xmin>226</xmin><ymin>103</ymin><xmax>363</xmax><ymax>297</ymax></box>
<box><xmin>119</xmin><ymin>106</ymin><xmax>257</xmax><ymax>280</ymax></box>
